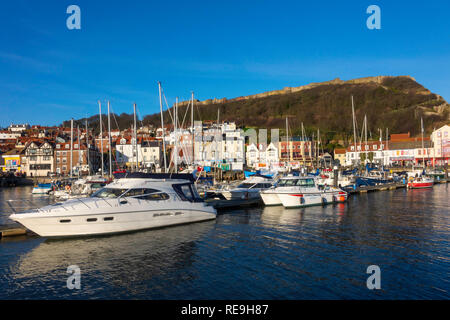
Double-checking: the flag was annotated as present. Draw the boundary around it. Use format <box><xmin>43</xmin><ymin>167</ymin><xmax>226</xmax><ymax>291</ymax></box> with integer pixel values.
<box><xmin>421</xmin><ymin>117</ymin><xmax>424</xmax><ymax>133</ymax></box>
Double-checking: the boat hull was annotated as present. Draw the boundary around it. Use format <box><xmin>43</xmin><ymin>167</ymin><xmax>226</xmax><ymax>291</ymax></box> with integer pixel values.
<box><xmin>278</xmin><ymin>191</ymin><xmax>347</xmax><ymax>208</ymax></box>
<box><xmin>407</xmin><ymin>182</ymin><xmax>434</xmax><ymax>189</ymax></box>
<box><xmin>32</xmin><ymin>188</ymin><xmax>52</xmax><ymax>194</ymax></box>
<box><xmin>11</xmin><ymin>208</ymin><xmax>216</xmax><ymax>238</ymax></box>
<box><xmin>260</xmin><ymin>192</ymin><xmax>281</xmax><ymax>206</ymax></box>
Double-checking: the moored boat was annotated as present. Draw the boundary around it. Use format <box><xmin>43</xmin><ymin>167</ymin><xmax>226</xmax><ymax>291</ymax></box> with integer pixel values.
<box><xmin>10</xmin><ymin>173</ymin><xmax>217</xmax><ymax>237</ymax></box>
<box><xmin>31</xmin><ymin>183</ymin><xmax>53</xmax><ymax>195</ymax></box>
<box><xmin>219</xmin><ymin>174</ymin><xmax>274</xmax><ymax>201</ymax></box>
<box><xmin>261</xmin><ymin>176</ymin><xmax>347</xmax><ymax>208</ymax></box>
<box><xmin>407</xmin><ymin>176</ymin><xmax>434</xmax><ymax>189</ymax></box>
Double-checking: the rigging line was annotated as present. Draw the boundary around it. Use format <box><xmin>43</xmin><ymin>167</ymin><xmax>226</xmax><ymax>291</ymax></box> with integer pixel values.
<box><xmin>106</xmin><ymin>105</ymin><xmax>121</xmax><ymax>168</ymax></box>
<box><xmin>195</xmin><ymin>100</ymin><xmax>202</xmax><ymax>122</ymax></box>
<box><xmin>180</xmin><ymin>99</ymin><xmax>191</xmax><ymax>129</ymax></box>
<box><xmin>161</xmin><ymin>88</ymin><xmax>175</xmax><ymax>124</ymax></box>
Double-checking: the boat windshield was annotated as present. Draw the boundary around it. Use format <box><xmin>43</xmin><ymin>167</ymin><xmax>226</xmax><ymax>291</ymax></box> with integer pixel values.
<box><xmin>237</xmin><ymin>183</ymin><xmax>256</xmax><ymax>188</ymax></box>
<box><xmin>297</xmin><ymin>179</ymin><xmax>315</xmax><ymax>187</ymax></box>
<box><xmin>277</xmin><ymin>179</ymin><xmax>315</xmax><ymax>187</ymax></box>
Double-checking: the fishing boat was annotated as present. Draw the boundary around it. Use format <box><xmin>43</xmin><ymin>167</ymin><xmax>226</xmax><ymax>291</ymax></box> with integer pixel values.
<box><xmin>260</xmin><ymin>176</ymin><xmax>347</xmax><ymax>208</ymax></box>
<box><xmin>10</xmin><ymin>173</ymin><xmax>217</xmax><ymax>237</ymax></box>
<box><xmin>218</xmin><ymin>174</ymin><xmax>274</xmax><ymax>201</ymax></box>
<box><xmin>407</xmin><ymin>176</ymin><xmax>434</xmax><ymax>189</ymax></box>
<box><xmin>31</xmin><ymin>183</ymin><xmax>53</xmax><ymax>195</ymax></box>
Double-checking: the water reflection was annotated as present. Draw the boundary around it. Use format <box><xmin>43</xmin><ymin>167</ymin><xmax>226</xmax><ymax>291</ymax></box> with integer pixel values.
<box><xmin>0</xmin><ymin>185</ymin><xmax>448</xmax><ymax>299</ymax></box>
<box><xmin>5</xmin><ymin>221</ymin><xmax>215</xmax><ymax>299</ymax></box>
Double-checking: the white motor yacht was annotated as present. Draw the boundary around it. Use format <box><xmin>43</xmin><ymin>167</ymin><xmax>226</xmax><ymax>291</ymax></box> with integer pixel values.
<box><xmin>10</xmin><ymin>173</ymin><xmax>217</xmax><ymax>237</ymax></box>
<box><xmin>260</xmin><ymin>176</ymin><xmax>348</xmax><ymax>208</ymax></box>
<box><xmin>219</xmin><ymin>174</ymin><xmax>274</xmax><ymax>201</ymax></box>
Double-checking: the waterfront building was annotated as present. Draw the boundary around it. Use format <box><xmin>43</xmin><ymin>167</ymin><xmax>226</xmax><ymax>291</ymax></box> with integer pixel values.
<box><xmin>333</xmin><ymin>148</ymin><xmax>346</xmax><ymax>165</ymax></box>
<box><xmin>22</xmin><ymin>140</ymin><xmax>55</xmax><ymax>177</ymax></box>
<box><xmin>279</xmin><ymin>137</ymin><xmax>315</xmax><ymax>166</ymax></box>
<box><xmin>54</xmin><ymin>140</ymin><xmax>101</xmax><ymax>176</ymax></box>
<box><xmin>141</xmin><ymin>140</ymin><xmax>162</xmax><ymax>168</ymax></box>
<box><xmin>193</xmin><ymin>122</ymin><xmax>245</xmax><ymax>170</ymax></box>
<box><xmin>430</xmin><ymin>125</ymin><xmax>450</xmax><ymax>166</ymax></box>
<box><xmin>246</xmin><ymin>142</ymin><xmax>279</xmax><ymax>169</ymax></box>
<box><xmin>1</xmin><ymin>148</ymin><xmax>24</xmax><ymax>173</ymax></box>
<box><xmin>345</xmin><ymin>141</ymin><xmax>388</xmax><ymax>166</ymax></box>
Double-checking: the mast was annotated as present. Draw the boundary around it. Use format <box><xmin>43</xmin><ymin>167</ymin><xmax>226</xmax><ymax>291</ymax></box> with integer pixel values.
<box><xmin>364</xmin><ymin>115</ymin><xmax>368</xmax><ymax>161</ymax></box>
<box><xmin>77</xmin><ymin>125</ymin><xmax>81</xmax><ymax>177</ymax></box>
<box><xmin>85</xmin><ymin>119</ymin><xmax>90</xmax><ymax>175</ymax></box>
<box><xmin>386</xmin><ymin>127</ymin><xmax>389</xmax><ymax>166</ymax></box>
<box><xmin>174</xmin><ymin>98</ymin><xmax>178</xmax><ymax>173</ymax></box>
<box><xmin>433</xmin><ymin>127</ymin><xmax>436</xmax><ymax>168</ymax></box>
<box><xmin>158</xmin><ymin>82</ymin><xmax>167</xmax><ymax>173</ymax></box>
<box><xmin>351</xmin><ymin>96</ymin><xmax>358</xmax><ymax>166</ymax></box>
<box><xmin>70</xmin><ymin>118</ymin><xmax>73</xmax><ymax>178</ymax></box>
<box><xmin>301</xmin><ymin>122</ymin><xmax>305</xmax><ymax>165</ymax></box>
<box><xmin>98</xmin><ymin>101</ymin><xmax>104</xmax><ymax>176</ymax></box>
<box><xmin>421</xmin><ymin>117</ymin><xmax>425</xmax><ymax>169</ymax></box>
<box><xmin>108</xmin><ymin>101</ymin><xmax>112</xmax><ymax>177</ymax></box>
<box><xmin>191</xmin><ymin>91</ymin><xmax>194</xmax><ymax>165</ymax></box>
<box><xmin>133</xmin><ymin>102</ymin><xmax>138</xmax><ymax>172</ymax></box>
<box><xmin>317</xmin><ymin>128</ymin><xmax>320</xmax><ymax>167</ymax></box>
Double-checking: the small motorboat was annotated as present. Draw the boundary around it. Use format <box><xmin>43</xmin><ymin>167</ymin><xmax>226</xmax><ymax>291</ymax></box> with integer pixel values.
<box><xmin>261</xmin><ymin>176</ymin><xmax>348</xmax><ymax>208</ymax></box>
<box><xmin>31</xmin><ymin>183</ymin><xmax>53</xmax><ymax>195</ymax></box>
<box><xmin>218</xmin><ymin>174</ymin><xmax>274</xmax><ymax>201</ymax></box>
<box><xmin>407</xmin><ymin>176</ymin><xmax>434</xmax><ymax>189</ymax></box>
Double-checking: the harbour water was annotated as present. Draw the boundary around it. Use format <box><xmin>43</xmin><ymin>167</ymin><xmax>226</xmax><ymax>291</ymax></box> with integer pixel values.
<box><xmin>0</xmin><ymin>185</ymin><xmax>449</xmax><ymax>299</ymax></box>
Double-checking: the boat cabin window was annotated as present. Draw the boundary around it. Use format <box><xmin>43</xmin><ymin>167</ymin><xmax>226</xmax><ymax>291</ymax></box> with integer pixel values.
<box><xmin>136</xmin><ymin>192</ymin><xmax>170</xmax><ymax>201</ymax></box>
<box><xmin>284</xmin><ymin>179</ymin><xmax>298</xmax><ymax>186</ymax></box>
<box><xmin>125</xmin><ymin>188</ymin><xmax>170</xmax><ymax>201</ymax></box>
<box><xmin>297</xmin><ymin>179</ymin><xmax>315</xmax><ymax>187</ymax></box>
<box><xmin>91</xmin><ymin>188</ymin><xmax>129</xmax><ymax>198</ymax></box>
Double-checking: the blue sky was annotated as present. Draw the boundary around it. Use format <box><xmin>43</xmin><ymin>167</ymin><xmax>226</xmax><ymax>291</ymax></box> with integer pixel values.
<box><xmin>0</xmin><ymin>0</ymin><xmax>449</xmax><ymax>127</ymax></box>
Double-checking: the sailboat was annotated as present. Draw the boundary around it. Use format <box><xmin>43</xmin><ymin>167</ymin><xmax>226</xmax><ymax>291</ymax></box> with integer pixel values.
<box><xmin>407</xmin><ymin>118</ymin><xmax>434</xmax><ymax>189</ymax></box>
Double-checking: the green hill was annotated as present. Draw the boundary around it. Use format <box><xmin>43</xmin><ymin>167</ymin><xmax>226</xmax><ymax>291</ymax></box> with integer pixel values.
<box><xmin>65</xmin><ymin>76</ymin><xmax>449</xmax><ymax>148</ymax></box>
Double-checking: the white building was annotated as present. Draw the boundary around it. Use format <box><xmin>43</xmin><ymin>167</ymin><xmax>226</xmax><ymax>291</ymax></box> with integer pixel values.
<box><xmin>430</xmin><ymin>125</ymin><xmax>450</xmax><ymax>165</ymax></box>
<box><xmin>0</xmin><ymin>131</ymin><xmax>22</xmax><ymax>139</ymax></box>
<box><xmin>8</xmin><ymin>124</ymin><xmax>30</xmax><ymax>132</ymax></box>
<box><xmin>193</xmin><ymin>122</ymin><xmax>245</xmax><ymax>170</ymax></box>
<box><xmin>345</xmin><ymin>141</ymin><xmax>388</xmax><ymax>166</ymax></box>
<box><xmin>23</xmin><ymin>140</ymin><xmax>54</xmax><ymax>177</ymax></box>
<box><xmin>246</xmin><ymin>142</ymin><xmax>279</xmax><ymax>169</ymax></box>
<box><xmin>116</xmin><ymin>137</ymin><xmax>162</xmax><ymax>168</ymax></box>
